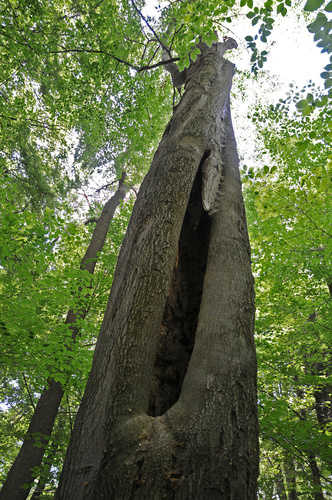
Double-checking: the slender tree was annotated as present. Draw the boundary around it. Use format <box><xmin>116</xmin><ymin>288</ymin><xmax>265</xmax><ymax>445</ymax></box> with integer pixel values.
<box><xmin>0</xmin><ymin>176</ymin><xmax>128</xmax><ymax>500</ymax></box>
<box><xmin>56</xmin><ymin>38</ymin><xmax>259</xmax><ymax>499</ymax></box>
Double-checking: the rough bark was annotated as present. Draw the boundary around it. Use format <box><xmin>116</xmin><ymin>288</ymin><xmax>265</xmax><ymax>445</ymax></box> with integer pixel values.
<box><xmin>284</xmin><ymin>459</ymin><xmax>298</xmax><ymax>500</ymax></box>
<box><xmin>314</xmin><ymin>384</ymin><xmax>332</xmax><ymax>427</ymax></box>
<box><xmin>275</xmin><ymin>466</ymin><xmax>287</xmax><ymax>500</ymax></box>
<box><xmin>294</xmin><ymin>387</ymin><xmax>326</xmax><ymax>498</ymax></box>
<box><xmin>0</xmin><ymin>177</ymin><xmax>127</xmax><ymax>500</ymax></box>
<box><xmin>308</xmin><ymin>455</ymin><xmax>326</xmax><ymax>500</ymax></box>
<box><xmin>56</xmin><ymin>39</ymin><xmax>259</xmax><ymax>500</ymax></box>
<box><xmin>308</xmin><ymin>282</ymin><xmax>332</xmax><ymax>429</ymax></box>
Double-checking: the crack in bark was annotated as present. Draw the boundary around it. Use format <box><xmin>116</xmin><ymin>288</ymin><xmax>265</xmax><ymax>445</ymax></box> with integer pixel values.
<box><xmin>148</xmin><ymin>154</ymin><xmax>211</xmax><ymax>417</ymax></box>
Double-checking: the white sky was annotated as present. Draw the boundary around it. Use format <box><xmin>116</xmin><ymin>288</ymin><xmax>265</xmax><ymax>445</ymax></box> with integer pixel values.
<box><xmin>235</xmin><ymin>12</ymin><xmax>330</xmax><ymax>90</ymax></box>
<box><xmin>143</xmin><ymin>0</ymin><xmax>330</xmax><ymax>91</ymax></box>
<box><xmin>141</xmin><ymin>0</ymin><xmax>331</xmax><ymax>175</ymax></box>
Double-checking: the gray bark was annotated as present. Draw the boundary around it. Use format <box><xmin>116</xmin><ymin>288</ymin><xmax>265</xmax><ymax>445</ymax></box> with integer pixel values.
<box><xmin>56</xmin><ymin>40</ymin><xmax>259</xmax><ymax>500</ymax></box>
<box><xmin>0</xmin><ymin>177</ymin><xmax>127</xmax><ymax>500</ymax></box>
<box><xmin>275</xmin><ymin>466</ymin><xmax>287</xmax><ymax>500</ymax></box>
<box><xmin>284</xmin><ymin>459</ymin><xmax>298</xmax><ymax>500</ymax></box>
<box><xmin>310</xmin><ymin>283</ymin><xmax>332</xmax><ymax>430</ymax></box>
<box><xmin>308</xmin><ymin>455</ymin><xmax>326</xmax><ymax>500</ymax></box>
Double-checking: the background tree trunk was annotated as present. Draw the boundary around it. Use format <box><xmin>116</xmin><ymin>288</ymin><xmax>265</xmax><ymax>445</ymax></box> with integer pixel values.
<box><xmin>275</xmin><ymin>465</ymin><xmax>287</xmax><ymax>500</ymax></box>
<box><xmin>56</xmin><ymin>40</ymin><xmax>259</xmax><ymax>500</ymax></box>
<box><xmin>284</xmin><ymin>458</ymin><xmax>298</xmax><ymax>500</ymax></box>
<box><xmin>0</xmin><ymin>177</ymin><xmax>127</xmax><ymax>500</ymax></box>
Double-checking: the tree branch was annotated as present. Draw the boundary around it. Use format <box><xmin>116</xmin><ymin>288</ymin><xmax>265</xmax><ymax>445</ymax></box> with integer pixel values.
<box><xmin>130</xmin><ymin>0</ymin><xmax>166</xmax><ymax>50</ymax></box>
<box><xmin>22</xmin><ymin>372</ymin><xmax>36</xmax><ymax>411</ymax></box>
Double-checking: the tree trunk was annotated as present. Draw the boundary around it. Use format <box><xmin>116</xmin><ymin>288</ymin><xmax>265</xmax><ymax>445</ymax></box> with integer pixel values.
<box><xmin>284</xmin><ymin>459</ymin><xmax>298</xmax><ymax>500</ymax></box>
<box><xmin>30</xmin><ymin>442</ymin><xmax>59</xmax><ymax>500</ymax></box>
<box><xmin>56</xmin><ymin>39</ymin><xmax>259</xmax><ymax>500</ymax></box>
<box><xmin>312</xmin><ymin>283</ymin><xmax>332</xmax><ymax>432</ymax></box>
<box><xmin>0</xmin><ymin>177</ymin><xmax>127</xmax><ymax>500</ymax></box>
<box><xmin>275</xmin><ymin>465</ymin><xmax>287</xmax><ymax>500</ymax></box>
<box><xmin>314</xmin><ymin>384</ymin><xmax>332</xmax><ymax>426</ymax></box>
<box><xmin>308</xmin><ymin>455</ymin><xmax>325</xmax><ymax>500</ymax></box>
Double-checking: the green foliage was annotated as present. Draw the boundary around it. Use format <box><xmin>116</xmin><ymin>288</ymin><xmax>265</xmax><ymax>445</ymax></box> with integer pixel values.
<box><xmin>1</xmin><ymin>0</ymin><xmax>332</xmax><ymax>496</ymax></box>
<box><xmin>243</xmin><ymin>81</ymin><xmax>332</xmax><ymax>497</ymax></box>
<box><xmin>0</xmin><ymin>160</ymin><xmax>133</xmax><ymax>488</ymax></box>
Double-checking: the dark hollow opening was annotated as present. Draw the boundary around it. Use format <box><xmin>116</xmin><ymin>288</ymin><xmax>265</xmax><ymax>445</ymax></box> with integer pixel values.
<box><xmin>148</xmin><ymin>156</ymin><xmax>211</xmax><ymax>416</ymax></box>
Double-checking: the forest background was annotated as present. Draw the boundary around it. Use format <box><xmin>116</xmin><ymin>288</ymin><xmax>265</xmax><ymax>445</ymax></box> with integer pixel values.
<box><xmin>0</xmin><ymin>0</ymin><xmax>331</xmax><ymax>498</ymax></box>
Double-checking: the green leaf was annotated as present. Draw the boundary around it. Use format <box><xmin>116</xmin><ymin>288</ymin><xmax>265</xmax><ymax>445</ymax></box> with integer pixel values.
<box><xmin>324</xmin><ymin>78</ymin><xmax>332</xmax><ymax>88</ymax></box>
<box><xmin>304</xmin><ymin>0</ymin><xmax>325</xmax><ymax>10</ymax></box>
<box><xmin>245</xmin><ymin>36</ymin><xmax>254</xmax><ymax>41</ymax></box>
<box><xmin>183</xmin><ymin>56</ymin><xmax>190</xmax><ymax>68</ymax></box>
<box><xmin>320</xmin><ymin>71</ymin><xmax>331</xmax><ymax>78</ymax></box>
<box><xmin>187</xmin><ymin>3</ymin><xmax>194</xmax><ymax>13</ymax></box>
<box><xmin>302</xmin><ymin>104</ymin><xmax>313</xmax><ymax>115</ymax></box>
<box><xmin>295</xmin><ymin>141</ymin><xmax>309</xmax><ymax>152</ymax></box>
<box><xmin>307</xmin><ymin>13</ymin><xmax>328</xmax><ymax>32</ymax></box>
<box><xmin>296</xmin><ymin>99</ymin><xmax>308</xmax><ymax>109</ymax></box>
<box><xmin>247</xmin><ymin>11</ymin><xmax>256</xmax><ymax>18</ymax></box>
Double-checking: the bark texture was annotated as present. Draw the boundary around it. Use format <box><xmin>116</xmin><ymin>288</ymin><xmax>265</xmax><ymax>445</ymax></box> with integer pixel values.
<box><xmin>275</xmin><ymin>466</ymin><xmax>287</xmax><ymax>500</ymax></box>
<box><xmin>56</xmin><ymin>40</ymin><xmax>259</xmax><ymax>500</ymax></box>
<box><xmin>284</xmin><ymin>459</ymin><xmax>298</xmax><ymax>500</ymax></box>
<box><xmin>0</xmin><ymin>177</ymin><xmax>127</xmax><ymax>500</ymax></box>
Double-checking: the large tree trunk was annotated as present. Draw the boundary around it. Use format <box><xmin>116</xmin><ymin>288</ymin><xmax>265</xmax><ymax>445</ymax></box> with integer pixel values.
<box><xmin>0</xmin><ymin>177</ymin><xmax>127</xmax><ymax>500</ymax></box>
<box><xmin>56</xmin><ymin>39</ymin><xmax>259</xmax><ymax>499</ymax></box>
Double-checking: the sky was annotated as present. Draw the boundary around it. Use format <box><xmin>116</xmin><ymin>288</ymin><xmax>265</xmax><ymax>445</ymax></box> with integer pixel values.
<box><xmin>142</xmin><ymin>0</ymin><xmax>330</xmax><ymax>92</ymax></box>
<box><xmin>241</xmin><ymin>13</ymin><xmax>330</xmax><ymax>89</ymax></box>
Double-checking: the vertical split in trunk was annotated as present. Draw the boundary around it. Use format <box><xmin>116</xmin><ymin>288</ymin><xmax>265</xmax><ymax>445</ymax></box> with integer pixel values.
<box><xmin>148</xmin><ymin>159</ymin><xmax>211</xmax><ymax>416</ymax></box>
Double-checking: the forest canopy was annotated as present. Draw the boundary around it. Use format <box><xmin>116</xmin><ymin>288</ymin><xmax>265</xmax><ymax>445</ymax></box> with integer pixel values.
<box><xmin>0</xmin><ymin>0</ymin><xmax>331</xmax><ymax>498</ymax></box>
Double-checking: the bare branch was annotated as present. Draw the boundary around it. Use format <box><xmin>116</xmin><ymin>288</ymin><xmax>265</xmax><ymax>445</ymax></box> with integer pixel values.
<box><xmin>23</xmin><ymin>372</ymin><xmax>36</xmax><ymax>411</ymax></box>
<box><xmin>130</xmin><ymin>0</ymin><xmax>166</xmax><ymax>50</ymax></box>
<box><xmin>137</xmin><ymin>56</ymin><xmax>180</xmax><ymax>72</ymax></box>
<box><xmin>50</xmin><ymin>47</ymin><xmax>140</xmax><ymax>71</ymax></box>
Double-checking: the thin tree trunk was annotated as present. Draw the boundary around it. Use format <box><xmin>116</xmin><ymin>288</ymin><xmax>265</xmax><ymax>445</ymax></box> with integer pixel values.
<box><xmin>314</xmin><ymin>384</ymin><xmax>332</xmax><ymax>426</ymax></box>
<box><xmin>308</xmin><ymin>454</ymin><xmax>325</xmax><ymax>500</ymax></box>
<box><xmin>275</xmin><ymin>465</ymin><xmax>287</xmax><ymax>500</ymax></box>
<box><xmin>294</xmin><ymin>386</ymin><xmax>325</xmax><ymax>498</ymax></box>
<box><xmin>0</xmin><ymin>176</ymin><xmax>128</xmax><ymax>500</ymax></box>
<box><xmin>56</xmin><ymin>39</ymin><xmax>258</xmax><ymax>499</ymax></box>
<box><xmin>284</xmin><ymin>458</ymin><xmax>298</xmax><ymax>500</ymax></box>
<box><xmin>30</xmin><ymin>442</ymin><xmax>59</xmax><ymax>500</ymax></box>
<box><xmin>309</xmin><ymin>283</ymin><xmax>332</xmax><ymax>429</ymax></box>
